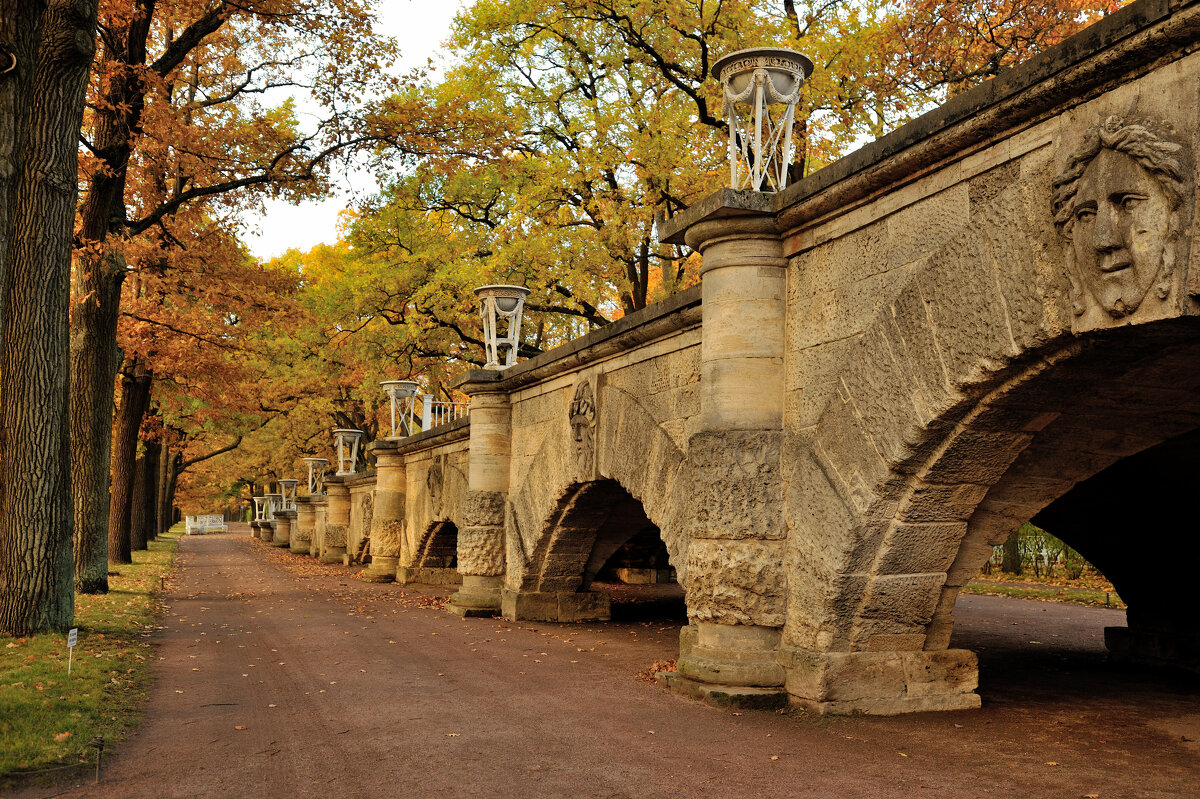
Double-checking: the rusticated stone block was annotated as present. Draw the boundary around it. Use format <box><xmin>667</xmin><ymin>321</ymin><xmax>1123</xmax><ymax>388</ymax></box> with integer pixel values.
<box><xmin>458</xmin><ymin>524</ymin><xmax>505</xmax><ymax>576</ymax></box>
<box><xmin>684</xmin><ymin>431</ymin><xmax>783</xmax><ymax>540</ymax></box>
<box><xmin>685</xmin><ymin>539</ymin><xmax>786</xmax><ymax>627</ymax></box>
<box><xmin>462</xmin><ymin>490</ymin><xmax>506</xmax><ymax>527</ymax></box>
<box><xmin>370</xmin><ymin>518</ymin><xmax>405</xmax><ymax>558</ymax></box>
<box><xmin>324</xmin><ymin>523</ymin><xmax>346</xmax><ymax>548</ymax></box>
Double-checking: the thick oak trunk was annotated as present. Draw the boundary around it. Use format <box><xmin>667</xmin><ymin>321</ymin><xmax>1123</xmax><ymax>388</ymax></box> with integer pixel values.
<box><xmin>107</xmin><ymin>361</ymin><xmax>150</xmax><ymax>565</ymax></box>
<box><xmin>0</xmin><ymin>1</ymin><xmax>99</xmax><ymax>636</ymax></box>
<box><xmin>0</xmin><ymin>3</ymin><xmax>39</xmax><ymax>337</ymax></box>
<box><xmin>129</xmin><ymin>451</ymin><xmax>148</xmax><ymax>551</ymax></box>
<box><xmin>157</xmin><ymin>443</ymin><xmax>175</xmax><ymax>535</ymax></box>
<box><xmin>138</xmin><ymin>435</ymin><xmax>159</xmax><ymax>544</ymax></box>
<box><xmin>163</xmin><ymin>451</ymin><xmax>181</xmax><ymax>531</ymax></box>
<box><xmin>71</xmin><ymin>265</ymin><xmax>124</xmax><ymax>591</ymax></box>
<box><xmin>71</xmin><ymin>1</ymin><xmax>151</xmax><ymax>589</ymax></box>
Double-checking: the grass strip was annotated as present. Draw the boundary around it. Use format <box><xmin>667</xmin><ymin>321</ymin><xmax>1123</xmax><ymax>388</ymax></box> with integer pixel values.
<box><xmin>0</xmin><ymin>528</ymin><xmax>181</xmax><ymax>786</ymax></box>
<box><xmin>962</xmin><ymin>579</ymin><xmax>1126</xmax><ymax>609</ymax></box>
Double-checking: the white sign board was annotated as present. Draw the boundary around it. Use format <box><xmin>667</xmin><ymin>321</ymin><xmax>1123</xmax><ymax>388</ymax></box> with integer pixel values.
<box><xmin>67</xmin><ymin>627</ymin><xmax>78</xmax><ymax>675</ymax></box>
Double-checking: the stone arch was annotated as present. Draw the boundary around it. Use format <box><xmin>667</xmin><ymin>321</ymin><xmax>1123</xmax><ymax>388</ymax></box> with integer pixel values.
<box><xmin>397</xmin><ymin>449</ymin><xmax>468</xmax><ymax>586</ymax></box>
<box><xmin>783</xmin><ymin>158</ymin><xmax>1200</xmax><ymax>708</ymax></box>
<box><xmin>414</xmin><ymin>519</ymin><xmax>458</xmax><ymax>570</ymax></box>
<box><xmin>503</xmin><ymin>382</ymin><xmax>691</xmax><ymax>620</ymax></box>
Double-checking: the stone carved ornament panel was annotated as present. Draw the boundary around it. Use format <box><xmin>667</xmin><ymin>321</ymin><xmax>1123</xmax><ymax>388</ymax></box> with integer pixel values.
<box><xmin>1052</xmin><ymin>116</ymin><xmax>1192</xmax><ymax>329</ymax></box>
<box><xmin>569</xmin><ymin>378</ymin><xmax>597</xmax><ymax>477</ymax></box>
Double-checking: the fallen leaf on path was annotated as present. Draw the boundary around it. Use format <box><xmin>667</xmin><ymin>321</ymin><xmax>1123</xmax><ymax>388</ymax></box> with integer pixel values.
<box><xmin>234</xmin><ymin>725</ymin><xmax>247</xmax><ymax>731</ymax></box>
<box><xmin>446</xmin><ymin>733</ymin><xmax>460</xmax><ymax>737</ymax></box>
<box><xmin>1045</xmin><ymin>762</ymin><xmax>1059</xmax><ymax>766</ymax></box>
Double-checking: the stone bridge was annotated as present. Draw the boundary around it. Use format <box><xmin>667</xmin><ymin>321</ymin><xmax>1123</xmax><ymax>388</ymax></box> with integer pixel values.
<box><xmin>260</xmin><ymin>0</ymin><xmax>1200</xmax><ymax>714</ymax></box>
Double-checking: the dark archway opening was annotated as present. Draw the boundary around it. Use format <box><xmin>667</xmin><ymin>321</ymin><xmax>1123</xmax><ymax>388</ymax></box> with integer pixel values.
<box><xmin>399</xmin><ymin>520</ymin><xmax>461</xmax><ymax>586</ymax></box>
<box><xmin>591</xmin><ymin>526</ymin><xmax>686</xmax><ymax>622</ymax></box>
<box><xmin>929</xmin><ymin>326</ymin><xmax>1200</xmax><ymax>716</ymax></box>
<box><xmin>417</xmin><ymin>520</ymin><xmax>458</xmax><ymax>570</ymax></box>
<box><xmin>524</xmin><ymin>479</ymin><xmax>686</xmax><ymax>623</ymax></box>
<box><xmin>951</xmin><ymin>427</ymin><xmax>1200</xmax><ymax>711</ymax></box>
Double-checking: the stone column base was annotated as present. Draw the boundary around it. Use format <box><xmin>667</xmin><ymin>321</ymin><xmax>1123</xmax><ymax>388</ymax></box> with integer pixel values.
<box><xmin>271</xmin><ymin>535</ymin><xmax>290</xmax><ymax>548</ymax></box>
<box><xmin>319</xmin><ymin>546</ymin><xmax>346</xmax><ymax>565</ymax></box>
<box><xmin>396</xmin><ymin>566</ymin><xmax>463</xmax><ymax>587</ymax></box>
<box><xmin>779</xmin><ymin>647</ymin><xmax>980</xmax><ymax>715</ymax></box>
<box><xmin>667</xmin><ymin>623</ymin><xmax>788</xmax><ymax>709</ymax></box>
<box><xmin>501</xmin><ymin>588</ymin><xmax>610</xmax><ymax>622</ymax></box>
<box><xmin>360</xmin><ymin>556</ymin><xmax>399</xmax><ymax>583</ymax></box>
<box><xmin>290</xmin><ymin>539</ymin><xmax>311</xmax><ymax>555</ymax></box>
<box><xmin>1106</xmin><ymin>626</ymin><xmax>1200</xmax><ymax>673</ymax></box>
<box><xmin>449</xmin><ymin>575</ymin><xmax>502</xmax><ymax>617</ymax></box>
<box><xmin>656</xmin><ymin>672</ymin><xmax>787</xmax><ymax>710</ymax></box>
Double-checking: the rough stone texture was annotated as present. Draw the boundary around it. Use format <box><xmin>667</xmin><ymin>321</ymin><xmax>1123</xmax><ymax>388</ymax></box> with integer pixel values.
<box><xmin>779</xmin><ymin>647</ymin><xmax>980</xmax><ymax>715</ymax></box>
<box><xmin>684</xmin><ymin>539</ymin><xmax>786</xmax><ymax>627</ymax></box>
<box><xmin>683</xmin><ymin>431</ymin><xmax>783</xmax><ymax>541</ymax></box>
<box><xmin>371</xmin><ymin>516</ymin><xmax>404</xmax><ymax>559</ymax></box>
<box><xmin>461</xmin><ymin>489</ymin><xmax>506</xmax><ymax>528</ymax></box>
<box><xmin>457</xmin><ymin>524</ymin><xmax>505</xmax><ymax>577</ymax></box>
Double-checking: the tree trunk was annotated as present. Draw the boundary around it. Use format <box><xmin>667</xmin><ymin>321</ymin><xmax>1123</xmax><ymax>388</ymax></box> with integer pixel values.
<box><xmin>164</xmin><ymin>451</ymin><xmax>181</xmax><ymax>530</ymax></box>
<box><xmin>71</xmin><ymin>267</ymin><xmax>124</xmax><ymax>591</ymax></box>
<box><xmin>0</xmin><ymin>1</ymin><xmax>99</xmax><ymax>636</ymax></box>
<box><xmin>107</xmin><ymin>360</ymin><xmax>150</xmax><ymax>565</ymax></box>
<box><xmin>1001</xmin><ymin>529</ymin><xmax>1022</xmax><ymax>575</ymax></box>
<box><xmin>156</xmin><ymin>439</ymin><xmax>171</xmax><ymax>535</ymax></box>
<box><xmin>129</xmin><ymin>452</ymin><xmax>149</xmax><ymax>551</ymax></box>
<box><xmin>159</xmin><ymin>449</ymin><xmax>180</xmax><ymax>534</ymax></box>
<box><xmin>0</xmin><ymin>3</ymin><xmax>40</xmax><ymax>338</ymax></box>
<box><xmin>71</xmin><ymin>1</ymin><xmax>153</xmax><ymax>589</ymax></box>
<box><xmin>139</xmin><ymin>435</ymin><xmax>159</xmax><ymax>543</ymax></box>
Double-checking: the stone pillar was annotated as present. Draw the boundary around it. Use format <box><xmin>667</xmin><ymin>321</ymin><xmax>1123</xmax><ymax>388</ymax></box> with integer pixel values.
<box><xmin>663</xmin><ymin>210</ymin><xmax>790</xmax><ymax>709</ymax></box>
<box><xmin>291</xmin><ymin>498</ymin><xmax>315</xmax><ymax>555</ymax></box>
<box><xmin>272</xmin><ymin>511</ymin><xmax>294</xmax><ymax>548</ymax></box>
<box><xmin>321</xmin><ymin>476</ymin><xmax>350</xmax><ymax>564</ymax></box>
<box><xmin>250</xmin><ymin>520</ymin><xmax>262</xmax><ymax>540</ymax></box>
<box><xmin>449</xmin><ymin>384</ymin><xmax>510</xmax><ymax>617</ymax></box>
<box><xmin>309</xmin><ymin>497</ymin><xmax>328</xmax><ymax>558</ymax></box>
<box><xmin>361</xmin><ymin>443</ymin><xmax>405</xmax><ymax>583</ymax></box>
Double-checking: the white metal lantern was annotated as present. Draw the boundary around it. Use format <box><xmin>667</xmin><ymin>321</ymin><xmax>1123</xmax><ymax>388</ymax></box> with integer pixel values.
<box><xmin>279</xmin><ymin>478</ymin><xmax>299</xmax><ymax>511</ymax></box>
<box><xmin>252</xmin><ymin>495</ymin><xmax>267</xmax><ymax>522</ymax></box>
<box><xmin>265</xmin><ymin>493</ymin><xmax>282</xmax><ymax>521</ymax></box>
<box><xmin>713</xmin><ymin>48</ymin><xmax>813</xmax><ymax>192</ymax></box>
<box><xmin>381</xmin><ymin>380</ymin><xmax>421</xmax><ymax>438</ymax></box>
<box><xmin>475</xmin><ymin>284</ymin><xmax>530</xmax><ymax>370</ymax></box>
<box><xmin>302</xmin><ymin>457</ymin><xmax>329</xmax><ymax>495</ymax></box>
<box><xmin>332</xmin><ymin>428</ymin><xmax>364</xmax><ymax>476</ymax></box>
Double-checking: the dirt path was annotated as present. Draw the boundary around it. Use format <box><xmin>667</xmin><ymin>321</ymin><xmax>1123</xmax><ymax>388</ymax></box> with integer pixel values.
<box><xmin>17</xmin><ymin>529</ymin><xmax>1199</xmax><ymax>798</ymax></box>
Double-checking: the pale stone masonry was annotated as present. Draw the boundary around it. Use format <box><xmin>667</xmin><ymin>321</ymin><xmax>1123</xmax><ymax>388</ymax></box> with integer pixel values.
<box><xmin>276</xmin><ymin>0</ymin><xmax>1200</xmax><ymax>713</ymax></box>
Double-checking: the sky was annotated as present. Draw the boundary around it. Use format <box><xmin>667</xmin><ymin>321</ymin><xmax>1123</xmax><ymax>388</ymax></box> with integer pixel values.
<box><xmin>241</xmin><ymin>0</ymin><xmax>466</xmax><ymax>261</ymax></box>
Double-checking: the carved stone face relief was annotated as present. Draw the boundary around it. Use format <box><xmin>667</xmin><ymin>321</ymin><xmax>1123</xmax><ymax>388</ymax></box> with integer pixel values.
<box><xmin>1053</xmin><ymin>117</ymin><xmax>1188</xmax><ymax>324</ymax></box>
<box><xmin>569</xmin><ymin>379</ymin><xmax>597</xmax><ymax>472</ymax></box>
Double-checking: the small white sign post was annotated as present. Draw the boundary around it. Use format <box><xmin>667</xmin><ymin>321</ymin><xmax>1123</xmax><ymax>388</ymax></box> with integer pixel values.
<box><xmin>67</xmin><ymin>627</ymin><xmax>78</xmax><ymax>675</ymax></box>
